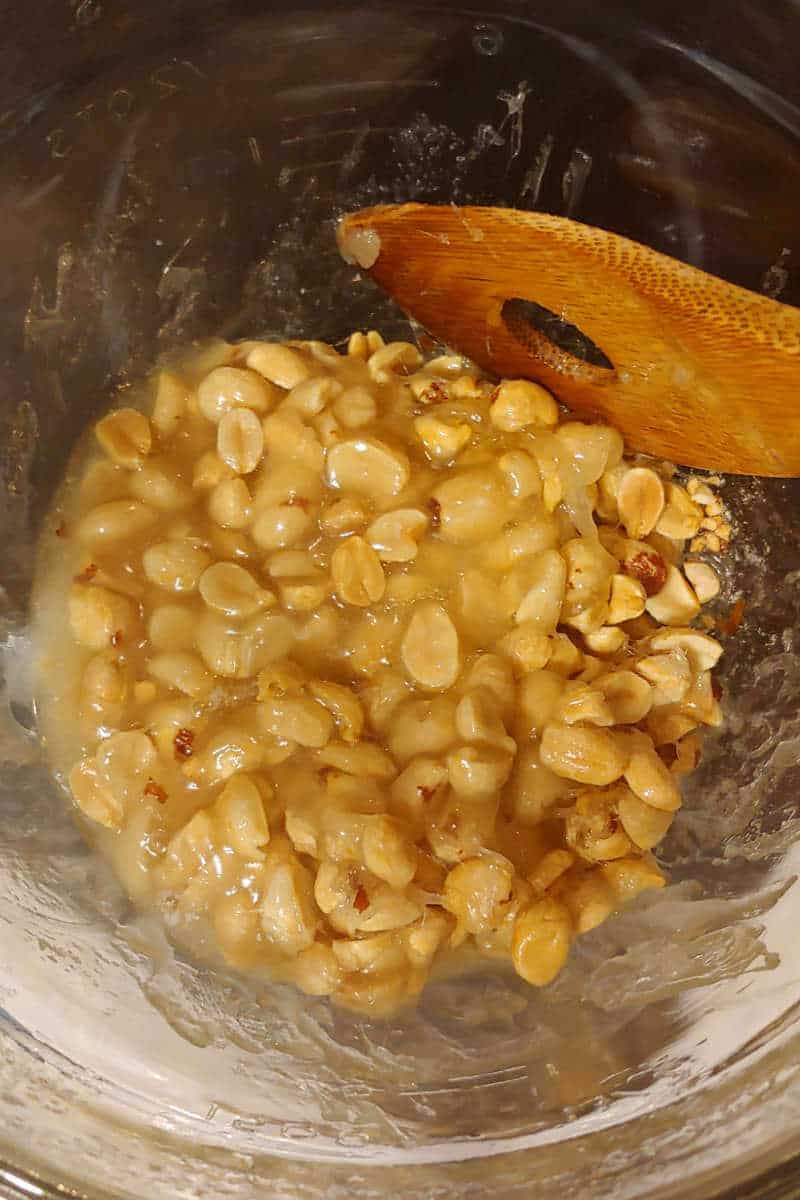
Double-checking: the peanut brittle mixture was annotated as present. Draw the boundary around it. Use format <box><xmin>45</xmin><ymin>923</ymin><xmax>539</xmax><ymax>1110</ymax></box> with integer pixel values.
<box><xmin>34</xmin><ymin>332</ymin><xmax>727</xmax><ymax>1016</ymax></box>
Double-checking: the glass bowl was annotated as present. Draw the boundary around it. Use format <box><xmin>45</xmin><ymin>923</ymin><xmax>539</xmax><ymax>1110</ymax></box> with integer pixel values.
<box><xmin>2</xmin><ymin>2</ymin><xmax>800</xmax><ymax>1197</ymax></box>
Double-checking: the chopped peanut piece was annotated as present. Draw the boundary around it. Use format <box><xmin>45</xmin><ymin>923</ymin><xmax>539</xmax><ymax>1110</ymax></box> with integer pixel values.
<box><xmin>217</xmin><ymin>407</ymin><xmax>264</xmax><ymax>475</ymax></box>
<box><xmin>584</xmin><ymin>626</ymin><xmax>627</xmax><ymax>656</ymax></box>
<box><xmin>635</xmin><ymin>650</ymin><xmax>692</xmax><ymax>705</ymax></box>
<box><xmin>96</xmin><ymin>407</ymin><xmax>152</xmax><ymax>468</ymax></box>
<box><xmin>648</xmin><ymin>627</ymin><xmax>723</xmax><ymax>672</ymax></box>
<box><xmin>601</xmin><ymin>856</ymin><xmax>665</xmax><ymax>903</ymax></box>
<box><xmin>366</xmin><ymin>508</ymin><xmax>428</xmax><ymax>563</ymax></box>
<box><xmin>607</xmin><ymin>573</ymin><xmax>647</xmax><ymax>625</ymax></box>
<box><xmin>617</xmin><ymin>467</ymin><xmax>665</xmax><ymax>538</ymax></box>
<box><xmin>443</xmin><ymin>855</ymin><xmax>515</xmax><ymax>933</ymax></box>
<box><xmin>597</xmin><ymin>670</ymin><xmax>653</xmax><ymax>725</ymax></box>
<box><xmin>617</xmin><ymin>787</ymin><xmax>674</xmax><ymax>851</ymax></box>
<box><xmin>368</xmin><ymin>340</ymin><xmax>422</xmax><ymax>383</ymax></box>
<box><xmin>624</xmin><ymin>739</ymin><xmax>682</xmax><ymax>812</ymax></box>
<box><xmin>645</xmin><ymin>565</ymin><xmax>700</xmax><ymax>626</ymax></box>
<box><xmin>246</xmin><ymin>343</ymin><xmax>312</xmax><ymax>390</ymax></box>
<box><xmin>326</xmin><ymin>436</ymin><xmax>410</xmax><ymax>499</ymax></box>
<box><xmin>414</xmin><ymin>415</ymin><xmax>472</xmax><ymax>462</ymax></box>
<box><xmin>656</xmin><ymin>482</ymin><xmax>704</xmax><ymax>541</ymax></box>
<box><xmin>684</xmin><ymin>560</ymin><xmax>720</xmax><ymax>604</ymax></box>
<box><xmin>402</xmin><ymin>601</ymin><xmax>460</xmax><ymax>690</ymax></box>
<box><xmin>197</xmin><ymin>366</ymin><xmax>276</xmax><ymax>423</ymax></box>
<box><xmin>498</xmin><ymin>450</ymin><xmax>541</xmax><ymax>500</ymax></box>
<box><xmin>512</xmin><ymin>898</ymin><xmax>572</xmax><ymax>986</ymax></box>
<box><xmin>331</xmin><ymin>535</ymin><xmax>385</xmax><ymax>607</ymax></box>
<box><xmin>490</xmin><ymin>379</ymin><xmax>558</xmax><ymax>431</ymax></box>
<box><xmin>153</xmin><ymin>371</ymin><xmax>188</xmax><ymax>438</ymax></box>
<box><xmin>540</xmin><ymin>722</ymin><xmax>627</xmax><ymax>786</ymax></box>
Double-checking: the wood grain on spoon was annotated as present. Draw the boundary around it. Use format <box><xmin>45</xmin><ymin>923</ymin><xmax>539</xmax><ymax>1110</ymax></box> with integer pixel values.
<box><xmin>337</xmin><ymin>203</ymin><xmax>800</xmax><ymax>476</ymax></box>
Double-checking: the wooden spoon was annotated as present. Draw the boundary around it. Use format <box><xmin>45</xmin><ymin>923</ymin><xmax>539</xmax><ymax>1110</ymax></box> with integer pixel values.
<box><xmin>337</xmin><ymin>203</ymin><xmax>800</xmax><ymax>476</ymax></box>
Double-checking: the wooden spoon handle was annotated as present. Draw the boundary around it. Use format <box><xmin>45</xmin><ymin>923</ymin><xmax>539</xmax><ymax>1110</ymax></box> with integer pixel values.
<box><xmin>338</xmin><ymin>204</ymin><xmax>800</xmax><ymax>476</ymax></box>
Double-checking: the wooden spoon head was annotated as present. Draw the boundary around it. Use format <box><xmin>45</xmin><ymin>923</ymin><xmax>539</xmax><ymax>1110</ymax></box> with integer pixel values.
<box><xmin>338</xmin><ymin>204</ymin><xmax>800</xmax><ymax>476</ymax></box>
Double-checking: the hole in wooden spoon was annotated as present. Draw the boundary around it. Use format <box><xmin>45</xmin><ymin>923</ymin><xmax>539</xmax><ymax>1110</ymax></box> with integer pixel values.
<box><xmin>502</xmin><ymin>298</ymin><xmax>615</xmax><ymax>371</ymax></box>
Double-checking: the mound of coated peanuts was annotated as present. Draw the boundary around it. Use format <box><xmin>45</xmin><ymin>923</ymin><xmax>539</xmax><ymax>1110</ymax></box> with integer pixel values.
<box><xmin>43</xmin><ymin>330</ymin><xmax>725</xmax><ymax>1015</ymax></box>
